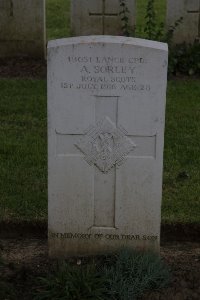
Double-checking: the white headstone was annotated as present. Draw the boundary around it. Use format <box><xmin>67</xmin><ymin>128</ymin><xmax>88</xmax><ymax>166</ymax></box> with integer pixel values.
<box><xmin>71</xmin><ymin>0</ymin><xmax>135</xmax><ymax>35</ymax></box>
<box><xmin>0</xmin><ymin>0</ymin><xmax>46</xmax><ymax>58</ymax></box>
<box><xmin>48</xmin><ymin>36</ymin><xmax>168</xmax><ymax>257</ymax></box>
<box><xmin>167</xmin><ymin>0</ymin><xmax>200</xmax><ymax>44</ymax></box>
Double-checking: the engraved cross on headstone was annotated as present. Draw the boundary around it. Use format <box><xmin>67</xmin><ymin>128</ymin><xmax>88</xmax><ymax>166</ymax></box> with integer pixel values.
<box><xmin>187</xmin><ymin>0</ymin><xmax>200</xmax><ymax>39</ymax></box>
<box><xmin>89</xmin><ymin>0</ymin><xmax>119</xmax><ymax>34</ymax></box>
<box><xmin>56</xmin><ymin>95</ymin><xmax>156</xmax><ymax>229</ymax></box>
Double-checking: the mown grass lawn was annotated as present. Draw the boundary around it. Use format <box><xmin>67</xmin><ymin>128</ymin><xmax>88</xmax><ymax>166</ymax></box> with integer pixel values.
<box><xmin>0</xmin><ymin>0</ymin><xmax>199</xmax><ymax>224</ymax></box>
<box><xmin>46</xmin><ymin>0</ymin><xmax>70</xmax><ymax>40</ymax></box>
<box><xmin>0</xmin><ymin>79</ymin><xmax>199</xmax><ymax>224</ymax></box>
<box><xmin>163</xmin><ymin>80</ymin><xmax>200</xmax><ymax>224</ymax></box>
<box><xmin>0</xmin><ymin>80</ymin><xmax>47</xmax><ymax>222</ymax></box>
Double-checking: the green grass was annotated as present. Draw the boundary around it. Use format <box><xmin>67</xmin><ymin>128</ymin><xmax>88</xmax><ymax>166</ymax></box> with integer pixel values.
<box><xmin>0</xmin><ymin>79</ymin><xmax>200</xmax><ymax>224</ymax></box>
<box><xmin>162</xmin><ymin>80</ymin><xmax>200</xmax><ymax>224</ymax></box>
<box><xmin>0</xmin><ymin>80</ymin><xmax>47</xmax><ymax>222</ymax></box>
<box><xmin>46</xmin><ymin>0</ymin><xmax>70</xmax><ymax>40</ymax></box>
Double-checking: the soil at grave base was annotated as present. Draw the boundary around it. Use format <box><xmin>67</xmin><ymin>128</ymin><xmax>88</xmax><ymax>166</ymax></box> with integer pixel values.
<box><xmin>0</xmin><ymin>58</ymin><xmax>46</xmax><ymax>79</ymax></box>
<box><xmin>0</xmin><ymin>239</ymin><xmax>200</xmax><ymax>300</ymax></box>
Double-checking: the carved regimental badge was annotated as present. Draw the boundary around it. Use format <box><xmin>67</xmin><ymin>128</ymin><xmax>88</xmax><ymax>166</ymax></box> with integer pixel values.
<box><xmin>75</xmin><ymin>117</ymin><xmax>136</xmax><ymax>173</ymax></box>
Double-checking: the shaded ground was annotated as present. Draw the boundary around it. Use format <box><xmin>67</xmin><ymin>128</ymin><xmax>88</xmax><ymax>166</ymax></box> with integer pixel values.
<box><xmin>0</xmin><ymin>58</ymin><xmax>46</xmax><ymax>79</ymax></box>
<box><xmin>142</xmin><ymin>242</ymin><xmax>200</xmax><ymax>300</ymax></box>
<box><xmin>0</xmin><ymin>239</ymin><xmax>200</xmax><ymax>300</ymax></box>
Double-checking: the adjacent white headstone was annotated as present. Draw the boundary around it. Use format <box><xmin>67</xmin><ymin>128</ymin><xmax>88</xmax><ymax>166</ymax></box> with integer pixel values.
<box><xmin>0</xmin><ymin>0</ymin><xmax>46</xmax><ymax>58</ymax></box>
<box><xmin>71</xmin><ymin>0</ymin><xmax>135</xmax><ymax>35</ymax></box>
<box><xmin>167</xmin><ymin>0</ymin><xmax>200</xmax><ymax>44</ymax></box>
<box><xmin>48</xmin><ymin>36</ymin><xmax>168</xmax><ymax>257</ymax></box>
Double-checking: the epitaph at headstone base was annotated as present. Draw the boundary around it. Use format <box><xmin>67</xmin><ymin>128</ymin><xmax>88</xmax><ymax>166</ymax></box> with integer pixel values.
<box><xmin>48</xmin><ymin>36</ymin><xmax>168</xmax><ymax>257</ymax></box>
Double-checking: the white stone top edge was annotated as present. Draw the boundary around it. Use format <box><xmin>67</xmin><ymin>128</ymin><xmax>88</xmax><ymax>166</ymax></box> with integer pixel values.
<box><xmin>48</xmin><ymin>36</ymin><xmax>168</xmax><ymax>52</ymax></box>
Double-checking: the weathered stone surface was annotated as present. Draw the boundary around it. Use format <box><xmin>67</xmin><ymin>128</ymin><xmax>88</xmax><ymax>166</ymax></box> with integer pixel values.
<box><xmin>71</xmin><ymin>0</ymin><xmax>135</xmax><ymax>35</ymax></box>
<box><xmin>167</xmin><ymin>0</ymin><xmax>200</xmax><ymax>44</ymax></box>
<box><xmin>48</xmin><ymin>36</ymin><xmax>168</xmax><ymax>257</ymax></box>
<box><xmin>0</xmin><ymin>0</ymin><xmax>46</xmax><ymax>58</ymax></box>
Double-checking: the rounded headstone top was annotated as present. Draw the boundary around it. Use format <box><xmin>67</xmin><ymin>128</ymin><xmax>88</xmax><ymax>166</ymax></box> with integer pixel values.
<box><xmin>48</xmin><ymin>36</ymin><xmax>168</xmax><ymax>52</ymax></box>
